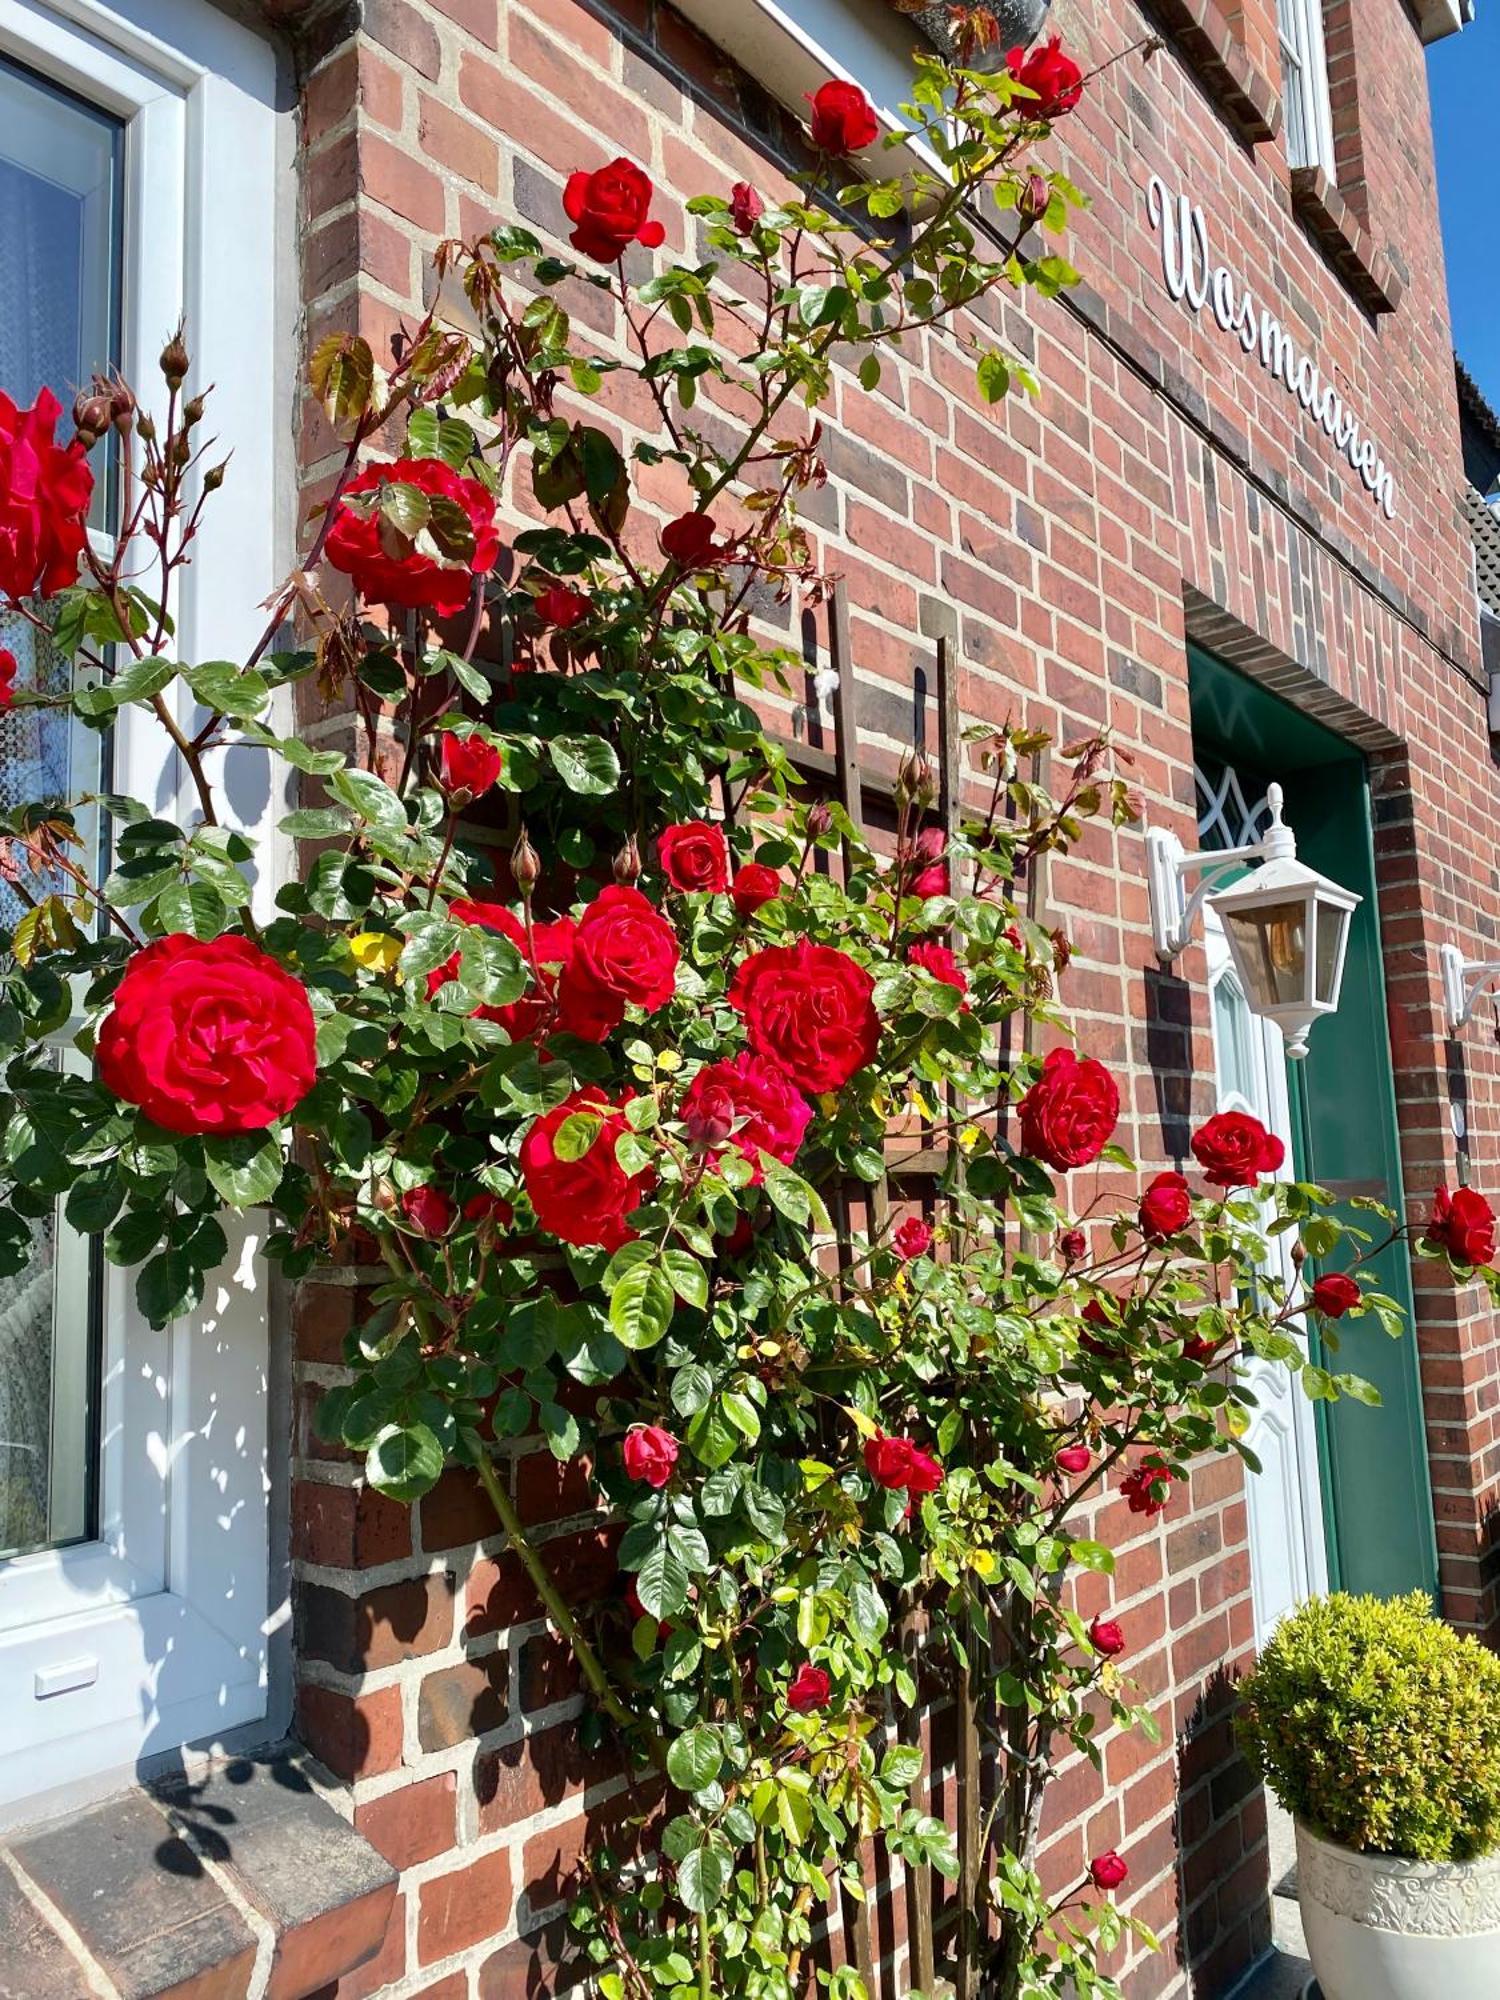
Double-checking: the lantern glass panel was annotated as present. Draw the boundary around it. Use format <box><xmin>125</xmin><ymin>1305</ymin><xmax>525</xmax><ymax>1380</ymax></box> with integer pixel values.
<box><xmin>1223</xmin><ymin>898</ymin><xmax>1309</xmax><ymax>1011</ymax></box>
<box><xmin>1314</xmin><ymin>897</ymin><xmax>1346</xmax><ymax>1006</ymax></box>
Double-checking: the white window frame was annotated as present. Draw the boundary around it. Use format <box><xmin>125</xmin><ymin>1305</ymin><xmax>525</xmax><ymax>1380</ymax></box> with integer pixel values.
<box><xmin>0</xmin><ymin>0</ymin><xmax>284</xmax><ymax>1826</ymax></box>
<box><xmin>1275</xmin><ymin>0</ymin><xmax>1338</xmax><ymax>177</ymax></box>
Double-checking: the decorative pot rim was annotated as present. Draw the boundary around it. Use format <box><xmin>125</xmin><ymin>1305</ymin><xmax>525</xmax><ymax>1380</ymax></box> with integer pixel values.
<box><xmin>1295</xmin><ymin>1818</ymin><xmax>1500</xmax><ymax>1938</ymax></box>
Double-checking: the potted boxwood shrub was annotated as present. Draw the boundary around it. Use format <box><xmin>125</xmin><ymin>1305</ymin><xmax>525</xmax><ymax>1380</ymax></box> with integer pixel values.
<box><xmin>1238</xmin><ymin>1591</ymin><xmax>1500</xmax><ymax>1999</ymax></box>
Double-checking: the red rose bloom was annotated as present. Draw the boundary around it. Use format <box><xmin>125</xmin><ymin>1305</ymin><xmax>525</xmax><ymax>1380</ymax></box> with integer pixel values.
<box><xmin>660</xmin><ymin>512</ymin><xmax>726</xmax><ymax>568</ymax></box>
<box><xmin>623</xmin><ymin>1423</ymin><xmax>678</xmax><ymax>1489</ymax></box>
<box><xmin>1007</xmin><ymin>34</ymin><xmax>1085</xmax><ymax>121</ymax></box>
<box><xmin>807</xmin><ymin>78</ymin><xmax>879</xmax><ymax>154</ymax></box>
<box><xmin>680</xmin><ymin>1052</ymin><xmax>812</xmax><ymax>1180</ymax></box>
<box><xmin>1183</xmin><ymin>1332</ymin><xmax>1220</xmax><ymax>1364</ymax></box>
<box><xmin>564</xmin><ymin>886</ymin><xmax>679</xmax><ymax>1029</ymax></box>
<box><xmin>907</xmin><ymin>940</ymin><xmax>968</xmax><ymax>1000</ymax></box>
<box><xmin>1089</xmin><ymin>1615</ymin><xmax>1126</xmax><ymax>1658</ymax></box>
<box><xmin>1055</xmin><ymin>1444</ymin><xmax>1092</xmax><ymax>1476</ymax></box>
<box><xmin>729</xmin><ymin>938</ymin><xmax>880</xmax><ymax>1093</ymax></box>
<box><xmin>731</xmin><ymin>863</ymin><xmax>781</xmax><ymax>917</ymax></box>
<box><xmin>1311</xmin><ymin>1271</ymin><xmax>1361</xmax><ymax>1318</ymax></box>
<box><xmin>520</xmin><ymin>1086</ymin><xmax>655</xmax><ymax>1251</ymax></box>
<box><xmin>1089</xmin><ymin>1850</ymin><xmax>1129</xmax><ymax>1892</ymax></box>
<box><xmin>463</xmin><ymin>1192</ymin><xmax>513</xmax><ymax>1229</ymax></box>
<box><xmin>1190</xmin><ymin>1110</ymin><xmax>1285</xmax><ymax>1189</ymax></box>
<box><xmin>893</xmin><ymin>1216</ymin><xmax>933</xmax><ymax>1261</ymax></box>
<box><xmin>97</xmin><ymin>934</ymin><xmax>316</xmax><ymax>1136</ymax></box>
<box><xmin>729</xmin><ymin>182</ymin><xmax>764</xmax><ymax>235</ymax></box>
<box><xmin>401</xmin><ymin>1184</ymin><xmax>456</xmax><ymax>1237</ymax></box>
<box><xmin>534</xmin><ymin>582</ymin><xmax>591</xmax><ymax>629</ymax></box>
<box><xmin>439</xmin><ymin>733</ymin><xmax>502</xmax><ymax>800</ymax></box>
<box><xmin>562</xmin><ymin>158</ymin><xmax>666</xmax><ymax>262</ymax></box>
<box><xmin>325</xmin><ymin>456</ymin><xmax>500</xmax><ymax>617</ymax></box>
<box><xmin>1121</xmin><ymin>1455</ymin><xmax>1179</xmax><ymax>1517</ymax></box>
<box><xmin>0</xmin><ymin>388</ymin><xmax>93</xmax><ymax>602</ymax></box>
<box><xmin>1078</xmin><ymin>1296</ymin><xmax>1126</xmax><ymax>1360</ymax></box>
<box><xmin>864</xmin><ymin>1434</ymin><xmax>943</xmax><ymax>1494</ymax></box>
<box><xmin>1019</xmin><ymin>1048</ymin><xmax>1120</xmax><ymax>1172</ymax></box>
<box><xmin>908</xmin><ymin>826</ymin><xmax>949</xmax><ymax>898</ymax></box>
<box><xmin>1139</xmin><ymin>1170</ymin><xmax>1192</xmax><ymax>1242</ymax></box>
<box><xmin>1426</xmin><ymin>1184</ymin><xmax>1496</xmax><ymax>1267</ymax></box>
<box><xmin>787</xmin><ymin>1663</ymin><xmax>832</xmax><ymax>1713</ymax></box>
<box><xmin>658</xmin><ymin>821</ymin><xmax>731</xmax><ymax>894</ymax></box>
<box><xmin>426</xmin><ymin>902</ymin><xmax>584</xmax><ymax>1039</ymax></box>
<box><xmin>0</xmin><ymin>649</ymin><xmax>16</xmax><ymax>707</ymax></box>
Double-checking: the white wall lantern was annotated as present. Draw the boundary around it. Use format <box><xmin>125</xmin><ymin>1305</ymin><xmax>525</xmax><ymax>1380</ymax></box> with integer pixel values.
<box><xmin>1147</xmin><ymin>783</ymin><xmax>1362</xmax><ymax>1059</ymax></box>
<box><xmin>1439</xmin><ymin>945</ymin><xmax>1500</xmax><ymax>1034</ymax></box>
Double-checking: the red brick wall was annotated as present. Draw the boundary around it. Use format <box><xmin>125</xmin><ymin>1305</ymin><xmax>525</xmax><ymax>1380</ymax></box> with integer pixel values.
<box><xmin>284</xmin><ymin>1</ymin><xmax>1497</xmax><ymax>1994</ymax></box>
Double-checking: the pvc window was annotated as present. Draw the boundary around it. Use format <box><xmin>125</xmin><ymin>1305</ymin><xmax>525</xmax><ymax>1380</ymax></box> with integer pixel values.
<box><xmin>1275</xmin><ymin>0</ymin><xmax>1338</xmax><ymax>175</ymax></box>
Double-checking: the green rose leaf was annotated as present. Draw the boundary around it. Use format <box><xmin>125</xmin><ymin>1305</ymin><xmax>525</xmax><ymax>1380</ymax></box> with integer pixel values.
<box><xmin>203</xmin><ymin>1131</ymin><xmax>287</xmax><ymax>1208</ymax></box>
<box><xmin>609</xmin><ymin>1260</ymin><xmax>675</xmax><ymax>1350</ymax></box>
<box><xmin>549</xmin><ymin>735</ymin><xmax>620</xmax><ymax>796</ymax></box>
<box><xmin>367</xmin><ymin>1421</ymin><xmax>445</xmax><ymax>1502</ymax></box>
<box><xmin>666</xmin><ymin>1724</ymin><xmax>723</xmax><ymax>1794</ymax></box>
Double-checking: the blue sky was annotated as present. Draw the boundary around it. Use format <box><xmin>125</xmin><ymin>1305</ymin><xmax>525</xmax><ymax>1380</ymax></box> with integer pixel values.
<box><xmin>1428</xmin><ymin>17</ymin><xmax>1498</xmax><ymax>406</ymax></box>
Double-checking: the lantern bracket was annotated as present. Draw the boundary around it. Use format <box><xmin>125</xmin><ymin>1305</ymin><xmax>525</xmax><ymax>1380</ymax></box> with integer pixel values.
<box><xmin>1440</xmin><ymin>944</ymin><xmax>1500</xmax><ymax>1034</ymax></box>
<box><xmin>1147</xmin><ymin>782</ymin><xmax>1297</xmax><ymax>962</ymax></box>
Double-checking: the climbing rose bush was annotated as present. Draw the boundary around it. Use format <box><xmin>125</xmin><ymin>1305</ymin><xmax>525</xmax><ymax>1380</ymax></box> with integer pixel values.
<box><xmin>0</xmin><ymin>26</ymin><xmax>1494</xmax><ymax>2000</ymax></box>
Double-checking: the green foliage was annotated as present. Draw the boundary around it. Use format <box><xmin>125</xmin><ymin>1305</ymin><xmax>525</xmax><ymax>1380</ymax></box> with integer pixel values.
<box><xmin>1237</xmin><ymin>1592</ymin><xmax>1500</xmax><ymax>1861</ymax></box>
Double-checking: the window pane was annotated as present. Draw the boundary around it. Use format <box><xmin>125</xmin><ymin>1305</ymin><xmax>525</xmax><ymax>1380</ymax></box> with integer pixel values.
<box><xmin>0</xmin><ymin>59</ymin><xmax>121</xmax><ymax>1561</ymax></box>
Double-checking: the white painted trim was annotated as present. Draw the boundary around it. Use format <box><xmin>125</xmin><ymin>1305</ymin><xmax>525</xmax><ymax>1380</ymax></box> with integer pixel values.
<box><xmin>0</xmin><ymin>0</ymin><xmax>284</xmax><ymax>1824</ymax></box>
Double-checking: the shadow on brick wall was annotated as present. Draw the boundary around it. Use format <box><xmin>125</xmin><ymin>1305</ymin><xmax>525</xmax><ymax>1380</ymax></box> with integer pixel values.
<box><xmin>1174</xmin><ymin>1665</ymin><xmax>1273</xmax><ymax>1996</ymax></box>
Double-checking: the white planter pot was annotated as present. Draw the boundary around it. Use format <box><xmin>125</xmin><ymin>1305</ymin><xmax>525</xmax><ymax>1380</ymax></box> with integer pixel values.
<box><xmin>1295</xmin><ymin>1818</ymin><xmax>1500</xmax><ymax>2000</ymax></box>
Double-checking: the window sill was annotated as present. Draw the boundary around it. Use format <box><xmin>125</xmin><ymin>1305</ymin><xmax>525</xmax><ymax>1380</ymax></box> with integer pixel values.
<box><xmin>1288</xmin><ymin>166</ymin><xmax>1404</xmax><ymax>315</ymax></box>
<box><xmin>1</xmin><ymin>1749</ymin><xmax>395</xmax><ymax>2000</ymax></box>
<box><xmin>1141</xmin><ymin>0</ymin><xmax>1283</xmax><ymax>145</ymax></box>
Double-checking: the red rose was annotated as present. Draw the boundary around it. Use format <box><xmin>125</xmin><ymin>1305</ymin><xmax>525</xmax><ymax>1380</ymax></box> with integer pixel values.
<box><xmin>401</xmin><ymin>1184</ymin><xmax>456</xmax><ymax>1237</ymax></box>
<box><xmin>730</xmin><ymin>863</ymin><xmax>781</xmax><ymax>918</ymax></box>
<box><xmin>1120</xmin><ymin>1455</ymin><xmax>1179</xmax><ymax>1517</ymax></box>
<box><xmin>660</xmin><ymin>512</ymin><xmax>726</xmax><ymax>569</ymax></box>
<box><xmin>1019</xmin><ymin>1048</ymin><xmax>1120</xmax><ymax>1172</ymax></box>
<box><xmin>1078</xmin><ymin>1297</ymin><xmax>1125</xmax><ymax>1360</ymax></box>
<box><xmin>439</xmin><ymin>733</ymin><xmax>502</xmax><ymax>800</ymax></box>
<box><xmin>562</xmin><ymin>158</ymin><xmax>666</xmax><ymax>262</ymax></box>
<box><xmin>729</xmin><ymin>937</ymin><xmax>880</xmax><ymax>1093</ymax></box>
<box><xmin>787</xmin><ymin>1663</ymin><xmax>832</xmax><ymax>1713</ymax></box>
<box><xmin>1059</xmin><ymin>1228</ymin><xmax>1088</xmax><ymax>1263</ymax></box>
<box><xmin>623</xmin><ymin>1424</ymin><xmax>678</xmax><ymax>1488</ymax></box>
<box><xmin>680</xmin><ymin>1052</ymin><xmax>812</xmax><ymax>1180</ymax></box>
<box><xmin>0</xmin><ymin>388</ymin><xmax>93</xmax><ymax>602</ymax></box>
<box><xmin>729</xmin><ymin>182</ymin><xmax>764</xmax><ymax>235</ymax></box>
<box><xmin>907</xmin><ymin>940</ymin><xmax>968</xmax><ymax>1000</ymax></box>
<box><xmin>908</xmin><ymin>826</ymin><xmax>949</xmax><ymax>898</ymax></box>
<box><xmin>893</xmin><ymin>1216</ymin><xmax>933</xmax><ymax>1261</ymax></box>
<box><xmin>1139</xmin><ymin>1170</ymin><xmax>1191</xmax><ymax>1242</ymax></box>
<box><xmin>1183</xmin><ymin>1332</ymin><xmax>1220</xmax><ymax>1364</ymax></box>
<box><xmin>1311</xmin><ymin>1271</ymin><xmax>1361</xmax><ymax>1318</ymax></box>
<box><xmin>325</xmin><ymin>456</ymin><xmax>500</xmax><ymax>617</ymax></box>
<box><xmin>1055</xmin><ymin>1444</ymin><xmax>1092</xmax><ymax>1475</ymax></box>
<box><xmin>564</xmin><ymin>886</ymin><xmax>679</xmax><ymax>1030</ymax></box>
<box><xmin>1190</xmin><ymin>1111</ymin><xmax>1285</xmax><ymax>1189</ymax></box>
<box><xmin>658</xmin><ymin>821</ymin><xmax>730</xmax><ymax>894</ymax></box>
<box><xmin>534</xmin><ymin>582</ymin><xmax>591</xmax><ymax>629</ymax></box>
<box><xmin>1426</xmin><ymin>1185</ymin><xmax>1496</xmax><ymax>1266</ymax></box>
<box><xmin>426</xmin><ymin>901</ymin><xmax>584</xmax><ymax>1040</ymax></box>
<box><xmin>1007</xmin><ymin>34</ymin><xmax>1085</xmax><ymax>121</ymax></box>
<box><xmin>864</xmin><ymin>1434</ymin><xmax>942</xmax><ymax>1494</ymax></box>
<box><xmin>97</xmin><ymin>934</ymin><xmax>316</xmax><ymax>1136</ymax></box>
<box><xmin>1089</xmin><ymin>1850</ymin><xmax>1129</xmax><ymax>1892</ymax></box>
<box><xmin>520</xmin><ymin>1086</ymin><xmax>655</xmax><ymax>1251</ymax></box>
<box><xmin>0</xmin><ymin>649</ymin><xmax>16</xmax><ymax>708</ymax></box>
<box><xmin>807</xmin><ymin>79</ymin><xmax>879</xmax><ymax>154</ymax></box>
<box><xmin>463</xmin><ymin>1192</ymin><xmax>513</xmax><ymax>1230</ymax></box>
<box><xmin>1089</xmin><ymin>1615</ymin><xmax>1126</xmax><ymax>1658</ymax></box>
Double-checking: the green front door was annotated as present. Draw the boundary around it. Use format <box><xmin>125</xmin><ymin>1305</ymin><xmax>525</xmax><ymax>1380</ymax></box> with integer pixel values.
<box><xmin>1190</xmin><ymin>646</ymin><xmax>1439</xmax><ymax>1605</ymax></box>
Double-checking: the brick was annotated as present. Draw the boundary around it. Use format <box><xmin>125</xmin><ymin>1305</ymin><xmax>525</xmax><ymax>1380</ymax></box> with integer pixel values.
<box><xmin>418</xmin><ymin>1849</ymin><xmax>513</xmax><ymax>1964</ymax></box>
<box><xmin>363</xmin><ymin>0</ymin><xmax>441</xmax><ymax>81</ymax></box>
<box><xmin>356</xmin><ymin>1772</ymin><xmax>457</xmax><ymax>1869</ymax></box>
<box><xmin>466</xmin><ymin>1549</ymin><xmax>543</xmax><ymax>1636</ymax></box>
<box><xmin>0</xmin><ymin>1862</ymin><xmax>97</xmax><ymax>2000</ymax></box>
<box><xmin>418</xmin><ymin>1653</ymin><xmax>510</xmax><ymax>1750</ymax></box>
<box><xmin>421</xmin><ymin>1465</ymin><xmax>500</xmax><ymax>1550</ymax></box>
<box><xmin>296</xmin><ymin>1683</ymin><xmax>405</xmax><ymax>1780</ymax></box>
<box><xmin>298</xmin><ymin>1571</ymin><xmax>454</xmax><ymax>1672</ymax></box>
<box><xmin>359</xmin><ymin>132</ymin><xmax>447</xmax><ymax>234</ymax></box>
<box><xmin>291</xmin><ymin>1477</ymin><xmax>413</xmax><ymax>1568</ymax></box>
<box><xmin>419</xmin><ymin>93</ymin><xmax>500</xmax><ymax>194</ymax></box>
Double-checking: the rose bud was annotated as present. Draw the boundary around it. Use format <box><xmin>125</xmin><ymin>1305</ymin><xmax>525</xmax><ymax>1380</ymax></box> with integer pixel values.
<box><xmin>159</xmin><ymin>328</ymin><xmax>191</xmax><ymax>389</ymax></box>
<box><xmin>439</xmin><ymin>733</ymin><xmax>502</xmax><ymax>802</ymax></box>
<box><xmin>511</xmin><ymin>829</ymin><xmax>541</xmax><ymax>893</ymax></box>
<box><xmin>1055</xmin><ymin>1444</ymin><xmax>1092</xmax><ymax>1476</ymax></box>
<box><xmin>786</xmin><ymin>1663</ymin><xmax>832</xmax><ymax>1713</ymax></box>
<box><xmin>806</xmin><ymin>800</ymin><xmax>834</xmax><ymax>838</ymax></box>
<box><xmin>614</xmin><ymin>833</ymin><xmax>642</xmax><ymax>885</ymax></box>
<box><xmin>1089</xmin><ymin>1615</ymin><xmax>1126</xmax><ymax>1658</ymax></box>
<box><xmin>896</xmin><ymin>746</ymin><xmax>934</xmax><ymax>809</ymax></box>
<box><xmin>1059</xmin><ymin>1228</ymin><xmax>1087</xmax><ymax>1264</ymax></box>
<box><xmin>729</xmin><ymin>181</ymin><xmax>764</xmax><ymax>236</ymax></box>
<box><xmin>682</xmin><ymin>1077</ymin><xmax>737</xmax><ymax>1151</ymax></box>
<box><xmin>1017</xmin><ymin>171</ymin><xmax>1052</xmax><ymax>226</ymax></box>
<box><xmin>731</xmin><ymin>864</ymin><xmax>780</xmax><ymax>917</ymax></box>
<box><xmin>1139</xmin><ymin>1171</ymin><xmax>1192</xmax><ymax>1243</ymax></box>
<box><xmin>622</xmin><ymin>1424</ymin><xmax>679</xmax><ymax>1489</ymax></box>
<box><xmin>399</xmin><ymin>1184</ymin><xmax>457</xmax><ymax>1238</ymax></box>
<box><xmin>1089</xmin><ymin>1849</ymin><xmax>1129</xmax><ymax>1892</ymax></box>
<box><xmin>1311</xmin><ymin>1271</ymin><xmax>1361</xmax><ymax>1318</ymax></box>
<box><xmin>182</xmin><ymin>393</ymin><xmax>207</xmax><ymax>427</ymax></box>
<box><xmin>72</xmin><ymin>391</ymin><xmax>113</xmax><ymax>445</ymax></box>
<box><xmin>107</xmin><ymin>377</ymin><xmax>136</xmax><ymax>430</ymax></box>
